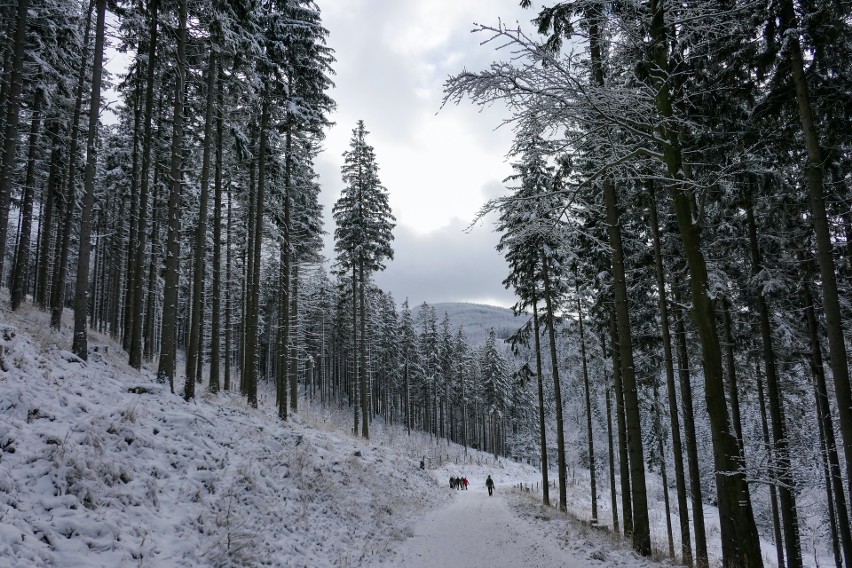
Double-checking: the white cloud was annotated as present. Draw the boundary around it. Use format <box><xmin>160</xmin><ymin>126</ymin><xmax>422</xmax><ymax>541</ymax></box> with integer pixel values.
<box><xmin>318</xmin><ymin>1</ymin><xmax>537</xmax><ymax>307</ymax></box>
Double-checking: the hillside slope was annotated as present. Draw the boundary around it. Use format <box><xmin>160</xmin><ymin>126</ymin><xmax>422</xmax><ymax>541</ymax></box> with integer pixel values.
<box><xmin>415</xmin><ymin>302</ymin><xmax>525</xmax><ymax>346</ymax></box>
<box><xmin>0</xmin><ymin>304</ymin><xmax>448</xmax><ymax>567</ymax></box>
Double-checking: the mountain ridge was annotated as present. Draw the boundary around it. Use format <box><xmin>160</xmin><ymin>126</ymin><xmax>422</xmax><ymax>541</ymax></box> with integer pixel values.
<box><xmin>411</xmin><ymin>301</ymin><xmax>526</xmax><ymax>346</ymax></box>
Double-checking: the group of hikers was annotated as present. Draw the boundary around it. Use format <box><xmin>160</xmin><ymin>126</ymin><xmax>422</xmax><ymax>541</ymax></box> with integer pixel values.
<box><xmin>448</xmin><ymin>474</ymin><xmax>496</xmax><ymax>496</ymax></box>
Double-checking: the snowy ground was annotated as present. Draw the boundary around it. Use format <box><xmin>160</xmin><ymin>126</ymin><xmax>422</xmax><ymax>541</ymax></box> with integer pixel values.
<box><xmin>363</xmin><ymin>481</ymin><xmax>669</xmax><ymax>568</ymax></box>
<box><xmin>0</xmin><ymin>298</ymin><xmax>833</xmax><ymax>567</ymax></box>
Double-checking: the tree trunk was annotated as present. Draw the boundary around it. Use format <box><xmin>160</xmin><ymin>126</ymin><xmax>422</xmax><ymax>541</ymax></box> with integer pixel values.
<box><xmin>531</xmin><ymin>287</ymin><xmax>550</xmax><ymax>507</ymax></box>
<box><xmin>224</xmin><ymin>179</ymin><xmax>233</xmax><ymax>391</ymax></box>
<box><xmin>542</xmin><ymin>251</ymin><xmax>567</xmax><ymax>512</ymax></box>
<box><xmin>106</xmin><ymin>188</ymin><xmax>125</xmax><ymax>337</ymax></box>
<box><xmin>819</xmin><ymin>411</ymin><xmax>844</xmax><ymax>568</ymax></box>
<box><xmin>156</xmin><ymin>0</ymin><xmax>187</xmax><ymax>391</ymax></box>
<box><xmin>209</xmin><ymin>61</ymin><xmax>224</xmax><ymax>394</ymax></box>
<box><xmin>359</xmin><ymin>260</ymin><xmax>369</xmax><ymax>439</ymax></box>
<box><xmin>122</xmin><ymin>72</ymin><xmax>143</xmax><ymax>351</ymax></box>
<box><xmin>290</xmin><ymin>263</ymin><xmax>300</xmax><ymax>412</ymax></box>
<box><xmin>143</xmin><ymin>156</ymin><xmax>161</xmax><ymax>361</ymax></box>
<box><xmin>575</xmin><ymin>276</ymin><xmax>596</xmax><ymax>520</ymax></box>
<box><xmin>404</xmin><ymin>362</ymin><xmax>410</xmax><ymax>436</ymax></box>
<box><xmin>72</xmin><ymin>0</ymin><xmax>107</xmax><ymax>360</ymax></box>
<box><xmin>610</xmin><ymin>307</ymin><xmax>633</xmax><ymax>538</ymax></box>
<box><xmin>240</xmin><ymin>162</ymin><xmax>254</xmax><ymax>397</ymax></box>
<box><xmin>242</xmin><ymin>102</ymin><xmax>268</xmax><ymax>408</ymax></box>
<box><xmin>672</xmin><ymin>298</ymin><xmax>708</xmax><ymax>566</ymax></box>
<box><xmin>648</xmin><ymin>181</ymin><xmax>691</xmax><ymax>565</ymax></box>
<box><xmin>650</xmin><ymin>2</ymin><xmax>761</xmax><ymax>564</ymax></box>
<box><xmin>277</xmin><ymin>241</ymin><xmax>289</xmax><ymax>420</ymax></box>
<box><xmin>282</xmin><ymin>118</ymin><xmax>294</xmax><ymax>415</ymax></box>
<box><xmin>352</xmin><ymin>262</ymin><xmax>359</xmax><ymax>435</ymax></box>
<box><xmin>51</xmin><ymin>0</ymin><xmax>94</xmax><ymax>330</ymax></box>
<box><xmin>184</xmin><ymin>48</ymin><xmax>217</xmax><ymax>400</ymax></box>
<box><xmin>36</xmin><ymin>122</ymin><xmax>62</xmax><ymax>309</ymax></box>
<box><xmin>800</xmin><ymin>256</ymin><xmax>852</xmax><ymax>567</ymax></box>
<box><xmin>128</xmin><ymin>0</ymin><xmax>159</xmax><ymax>368</ymax></box>
<box><xmin>10</xmin><ymin>88</ymin><xmax>42</xmax><ymax>310</ymax></box>
<box><xmin>603</xmin><ymin>342</ymin><xmax>620</xmax><ymax>533</ymax></box>
<box><xmin>654</xmin><ymin>381</ymin><xmax>675</xmax><ymax>559</ymax></box>
<box><xmin>0</xmin><ymin>0</ymin><xmax>29</xmax><ymax>282</ymax></box>
<box><xmin>604</xmin><ymin>177</ymin><xmax>650</xmax><ymax>554</ymax></box>
<box><xmin>756</xmin><ymin>360</ymin><xmax>785</xmax><ymax>568</ymax></box>
<box><xmin>719</xmin><ymin>297</ymin><xmax>745</xmax><ymax>448</ymax></box>
<box><xmin>746</xmin><ymin>197</ymin><xmax>802</xmax><ymax>567</ymax></box>
<box><xmin>780</xmin><ymin>0</ymin><xmax>852</xmax><ymax>513</ymax></box>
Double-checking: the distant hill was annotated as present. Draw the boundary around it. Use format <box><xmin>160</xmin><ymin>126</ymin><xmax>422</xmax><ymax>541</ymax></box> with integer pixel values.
<box><xmin>414</xmin><ymin>302</ymin><xmax>528</xmax><ymax>347</ymax></box>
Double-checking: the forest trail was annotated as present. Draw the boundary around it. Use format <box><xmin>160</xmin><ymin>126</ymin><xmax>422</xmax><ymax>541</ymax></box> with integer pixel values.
<box><xmin>368</xmin><ymin>482</ymin><xmax>588</xmax><ymax>568</ymax></box>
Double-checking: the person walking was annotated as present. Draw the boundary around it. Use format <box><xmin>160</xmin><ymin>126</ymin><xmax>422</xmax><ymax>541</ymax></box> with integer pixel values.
<box><xmin>486</xmin><ymin>475</ymin><xmax>494</xmax><ymax>496</ymax></box>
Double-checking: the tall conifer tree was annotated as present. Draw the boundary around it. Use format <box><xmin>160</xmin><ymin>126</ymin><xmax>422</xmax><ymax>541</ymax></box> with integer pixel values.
<box><xmin>333</xmin><ymin>121</ymin><xmax>395</xmax><ymax>439</ymax></box>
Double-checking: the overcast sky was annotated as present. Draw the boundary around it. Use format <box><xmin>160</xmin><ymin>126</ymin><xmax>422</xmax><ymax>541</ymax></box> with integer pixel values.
<box><xmin>315</xmin><ymin>1</ymin><xmax>537</xmax><ymax>309</ymax></box>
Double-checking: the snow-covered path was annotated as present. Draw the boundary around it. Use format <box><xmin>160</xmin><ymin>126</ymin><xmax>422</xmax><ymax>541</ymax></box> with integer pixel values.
<box><xmin>369</xmin><ymin>484</ymin><xmax>588</xmax><ymax>568</ymax></box>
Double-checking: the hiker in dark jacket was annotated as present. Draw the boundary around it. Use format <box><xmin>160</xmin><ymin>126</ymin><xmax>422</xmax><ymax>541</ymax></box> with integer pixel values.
<box><xmin>486</xmin><ymin>475</ymin><xmax>494</xmax><ymax>496</ymax></box>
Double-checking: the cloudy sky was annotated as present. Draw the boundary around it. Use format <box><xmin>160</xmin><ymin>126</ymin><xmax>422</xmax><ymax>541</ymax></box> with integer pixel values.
<box><xmin>315</xmin><ymin>1</ymin><xmax>538</xmax><ymax>309</ymax></box>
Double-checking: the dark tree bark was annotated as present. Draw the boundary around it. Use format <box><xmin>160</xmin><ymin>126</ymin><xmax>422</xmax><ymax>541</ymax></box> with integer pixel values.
<box><xmin>649</xmin><ymin>1</ymin><xmax>762</xmax><ymax>562</ymax></box>
<box><xmin>587</xmin><ymin>0</ymin><xmax>649</xmax><ymax>541</ymax></box>
<box><xmin>276</xmin><ymin>242</ymin><xmax>289</xmax><ymax>420</ymax></box>
<box><xmin>290</xmin><ymin>263</ymin><xmax>300</xmax><ymax>412</ymax></box>
<box><xmin>242</xmin><ymin>101</ymin><xmax>269</xmax><ymax>407</ymax></box>
<box><xmin>72</xmin><ymin>0</ymin><xmax>107</xmax><ymax>359</ymax></box>
<box><xmin>531</xmin><ymin>287</ymin><xmax>550</xmax><ymax>507</ymax></box>
<box><xmin>604</xmin><ymin>177</ymin><xmax>649</xmax><ymax>554</ymax></box>
<box><xmin>156</xmin><ymin>0</ymin><xmax>187</xmax><ymax>390</ymax></box>
<box><xmin>653</xmin><ymin>380</ymin><xmax>675</xmax><ymax>559</ymax></box>
<box><xmin>284</xmin><ymin>121</ymin><xmax>299</xmax><ymax>415</ymax></box>
<box><xmin>359</xmin><ymin>261</ymin><xmax>369</xmax><ymax>439</ymax></box>
<box><xmin>224</xmin><ymin>178</ymin><xmax>233</xmax><ymax>391</ymax></box>
<box><xmin>106</xmin><ymin>188</ymin><xmax>126</xmax><ymax>337</ymax></box>
<box><xmin>241</xmin><ymin>139</ymin><xmax>256</xmax><ymax>397</ymax></box>
<box><xmin>575</xmin><ymin>276</ymin><xmax>596</xmax><ymax>520</ymax></box>
<box><xmin>0</xmin><ymin>0</ymin><xmax>29</xmax><ymax>283</ymax></box>
<box><xmin>603</xmin><ymin>342</ymin><xmax>620</xmax><ymax>534</ymax></box>
<box><xmin>542</xmin><ymin>251</ymin><xmax>567</xmax><ymax>512</ymax></box>
<box><xmin>404</xmin><ymin>362</ymin><xmax>410</xmax><ymax>436</ymax></box>
<box><xmin>277</xmin><ymin>119</ymin><xmax>293</xmax><ymax>420</ymax></box>
<box><xmin>352</xmin><ymin>263</ymin><xmax>359</xmax><ymax>435</ymax></box>
<box><xmin>185</xmin><ymin>48</ymin><xmax>217</xmax><ymax>400</ymax></box>
<box><xmin>800</xmin><ymin>256</ymin><xmax>852</xmax><ymax>567</ymax></box>
<box><xmin>36</xmin><ymin>122</ymin><xmax>63</xmax><ymax>309</ymax></box>
<box><xmin>128</xmin><ymin>0</ymin><xmax>159</xmax><ymax>369</ymax></box>
<box><xmin>610</xmin><ymin>307</ymin><xmax>633</xmax><ymax>538</ymax></box>
<box><xmin>10</xmin><ymin>89</ymin><xmax>43</xmax><ymax>310</ymax></box>
<box><xmin>122</xmin><ymin>71</ymin><xmax>143</xmax><ymax>351</ymax></box>
<box><xmin>746</xmin><ymin>197</ymin><xmax>802</xmax><ymax>568</ymax></box>
<box><xmin>719</xmin><ymin>298</ymin><xmax>745</xmax><ymax>448</ymax></box>
<box><xmin>756</xmin><ymin>360</ymin><xmax>785</xmax><ymax>568</ymax></box>
<box><xmin>209</xmin><ymin>62</ymin><xmax>224</xmax><ymax>394</ymax></box>
<box><xmin>143</xmin><ymin>156</ymin><xmax>161</xmax><ymax>361</ymax></box>
<box><xmin>52</xmin><ymin>0</ymin><xmax>94</xmax><ymax>330</ymax></box>
<box><xmin>672</xmin><ymin>298</ymin><xmax>708</xmax><ymax>566</ymax></box>
<box><xmin>780</xmin><ymin>0</ymin><xmax>852</xmax><ymax>511</ymax></box>
<box><xmin>648</xmin><ymin>181</ymin><xmax>691</xmax><ymax>566</ymax></box>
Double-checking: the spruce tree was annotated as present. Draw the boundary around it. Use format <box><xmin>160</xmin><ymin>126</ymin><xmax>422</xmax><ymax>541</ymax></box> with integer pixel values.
<box><xmin>333</xmin><ymin>120</ymin><xmax>395</xmax><ymax>439</ymax></box>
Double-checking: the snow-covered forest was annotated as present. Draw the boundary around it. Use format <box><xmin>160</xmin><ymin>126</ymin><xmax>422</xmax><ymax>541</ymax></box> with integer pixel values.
<box><xmin>0</xmin><ymin>0</ymin><xmax>849</xmax><ymax>567</ymax></box>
